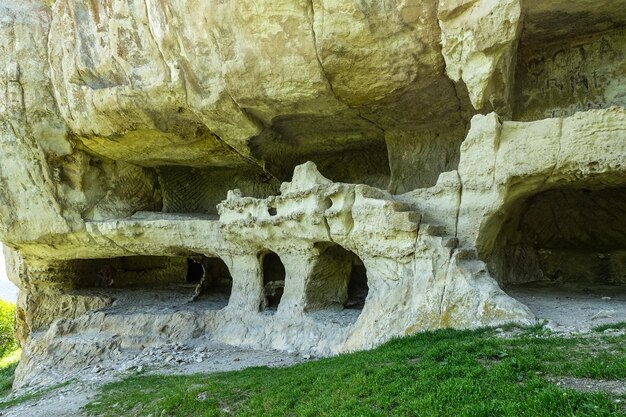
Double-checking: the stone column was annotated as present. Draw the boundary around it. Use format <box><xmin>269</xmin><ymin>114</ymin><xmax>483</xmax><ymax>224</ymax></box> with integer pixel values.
<box><xmin>274</xmin><ymin>245</ymin><xmax>318</xmax><ymax>317</ymax></box>
<box><xmin>223</xmin><ymin>253</ymin><xmax>264</xmax><ymax>312</ymax></box>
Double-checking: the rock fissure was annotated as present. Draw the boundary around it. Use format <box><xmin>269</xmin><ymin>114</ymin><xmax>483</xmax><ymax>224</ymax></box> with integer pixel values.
<box><xmin>307</xmin><ymin>0</ymin><xmax>340</xmax><ymax>106</ymax></box>
<box><xmin>142</xmin><ymin>1</ymin><xmax>172</xmax><ymax>83</ymax></box>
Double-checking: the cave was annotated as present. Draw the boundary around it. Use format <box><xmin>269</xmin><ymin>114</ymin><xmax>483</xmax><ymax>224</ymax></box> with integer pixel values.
<box><xmin>72</xmin><ymin>255</ymin><xmax>234</xmax><ymax>298</ymax></box>
<box><xmin>346</xmin><ymin>261</ymin><xmax>369</xmax><ymax>310</ymax></box>
<box><xmin>304</xmin><ymin>244</ymin><xmax>369</xmax><ymax>312</ymax></box>
<box><xmin>7</xmin><ymin>0</ymin><xmax>626</xmax><ymax>394</ymax></box>
<box><xmin>72</xmin><ymin>256</ymin><xmax>188</xmax><ymax>289</ymax></box>
<box><xmin>69</xmin><ymin>255</ymin><xmax>233</xmax><ymax>310</ymax></box>
<box><xmin>262</xmin><ymin>252</ymin><xmax>286</xmax><ymax>310</ymax></box>
<box><xmin>248</xmin><ymin>114</ymin><xmax>391</xmax><ymax>189</ymax></box>
<box><xmin>156</xmin><ymin>166</ymin><xmax>280</xmax><ymax>215</ymax></box>
<box><xmin>490</xmin><ymin>186</ymin><xmax>626</xmax><ymax>292</ymax></box>
<box><xmin>186</xmin><ymin>258</ymin><xmax>204</xmax><ymax>283</ymax></box>
<box><xmin>190</xmin><ymin>256</ymin><xmax>233</xmax><ymax>299</ymax></box>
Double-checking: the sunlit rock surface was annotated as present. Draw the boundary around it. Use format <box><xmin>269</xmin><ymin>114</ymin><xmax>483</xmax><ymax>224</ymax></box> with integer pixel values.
<box><xmin>0</xmin><ymin>0</ymin><xmax>624</xmax><ymax>387</ymax></box>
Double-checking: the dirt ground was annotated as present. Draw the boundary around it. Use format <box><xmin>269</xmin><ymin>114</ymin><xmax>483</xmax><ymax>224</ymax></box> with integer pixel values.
<box><xmin>1</xmin><ymin>342</ymin><xmax>307</xmax><ymax>417</ymax></box>
<box><xmin>506</xmin><ymin>283</ymin><xmax>626</xmax><ymax>334</ymax></box>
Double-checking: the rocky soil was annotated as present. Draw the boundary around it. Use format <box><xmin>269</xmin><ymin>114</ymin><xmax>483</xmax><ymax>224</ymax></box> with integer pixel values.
<box><xmin>2</xmin><ymin>340</ymin><xmax>308</xmax><ymax>417</ymax></box>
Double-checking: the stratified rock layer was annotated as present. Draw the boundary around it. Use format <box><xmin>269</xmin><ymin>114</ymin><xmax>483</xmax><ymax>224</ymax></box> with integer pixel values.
<box><xmin>0</xmin><ymin>0</ymin><xmax>624</xmax><ymax>388</ymax></box>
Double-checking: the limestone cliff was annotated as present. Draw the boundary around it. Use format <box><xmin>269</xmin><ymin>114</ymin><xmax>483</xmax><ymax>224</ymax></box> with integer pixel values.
<box><xmin>0</xmin><ymin>0</ymin><xmax>624</xmax><ymax>387</ymax></box>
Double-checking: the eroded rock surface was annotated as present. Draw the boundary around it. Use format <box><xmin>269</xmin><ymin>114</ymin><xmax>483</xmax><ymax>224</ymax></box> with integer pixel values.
<box><xmin>0</xmin><ymin>0</ymin><xmax>624</xmax><ymax>388</ymax></box>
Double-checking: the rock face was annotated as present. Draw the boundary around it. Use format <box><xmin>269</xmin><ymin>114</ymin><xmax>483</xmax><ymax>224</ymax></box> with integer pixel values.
<box><xmin>0</xmin><ymin>0</ymin><xmax>624</xmax><ymax>387</ymax></box>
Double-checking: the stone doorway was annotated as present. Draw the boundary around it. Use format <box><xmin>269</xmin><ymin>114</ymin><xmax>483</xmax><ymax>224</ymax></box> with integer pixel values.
<box><xmin>190</xmin><ymin>256</ymin><xmax>233</xmax><ymax>301</ymax></box>
<box><xmin>262</xmin><ymin>252</ymin><xmax>286</xmax><ymax>310</ymax></box>
<box><xmin>304</xmin><ymin>244</ymin><xmax>369</xmax><ymax>312</ymax></box>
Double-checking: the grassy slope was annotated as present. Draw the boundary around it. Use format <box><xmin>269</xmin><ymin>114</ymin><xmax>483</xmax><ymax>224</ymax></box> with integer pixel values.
<box><xmin>0</xmin><ymin>350</ymin><xmax>19</xmax><ymax>397</ymax></box>
<box><xmin>0</xmin><ymin>300</ymin><xmax>16</xmax><ymax>359</ymax></box>
<box><xmin>85</xmin><ymin>324</ymin><xmax>626</xmax><ymax>417</ymax></box>
<box><xmin>0</xmin><ymin>300</ymin><xmax>18</xmax><ymax>397</ymax></box>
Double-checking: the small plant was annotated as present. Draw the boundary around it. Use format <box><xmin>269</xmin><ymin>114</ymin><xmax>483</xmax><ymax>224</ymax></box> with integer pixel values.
<box><xmin>593</xmin><ymin>322</ymin><xmax>626</xmax><ymax>333</ymax></box>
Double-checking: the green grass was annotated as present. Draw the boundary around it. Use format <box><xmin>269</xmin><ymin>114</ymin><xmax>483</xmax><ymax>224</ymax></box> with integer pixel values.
<box><xmin>593</xmin><ymin>322</ymin><xmax>626</xmax><ymax>333</ymax></box>
<box><xmin>0</xmin><ymin>300</ymin><xmax>18</xmax><ymax>398</ymax></box>
<box><xmin>0</xmin><ymin>379</ymin><xmax>74</xmax><ymax>411</ymax></box>
<box><xmin>84</xmin><ymin>327</ymin><xmax>626</xmax><ymax>417</ymax></box>
<box><xmin>0</xmin><ymin>300</ymin><xmax>21</xmax><ymax>406</ymax></box>
<box><xmin>0</xmin><ymin>349</ymin><xmax>19</xmax><ymax>397</ymax></box>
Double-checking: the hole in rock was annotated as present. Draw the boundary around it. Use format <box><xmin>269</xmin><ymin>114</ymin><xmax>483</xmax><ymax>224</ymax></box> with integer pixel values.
<box><xmin>347</xmin><ymin>260</ymin><xmax>369</xmax><ymax>310</ymax></box>
<box><xmin>305</xmin><ymin>244</ymin><xmax>369</xmax><ymax>312</ymax></box>
<box><xmin>73</xmin><ymin>256</ymin><xmax>189</xmax><ymax>289</ymax></box>
<box><xmin>186</xmin><ymin>258</ymin><xmax>204</xmax><ymax>283</ymax></box>
<box><xmin>187</xmin><ymin>256</ymin><xmax>233</xmax><ymax>299</ymax></box>
<box><xmin>489</xmin><ymin>186</ymin><xmax>626</xmax><ymax>325</ymax></box>
<box><xmin>248</xmin><ymin>114</ymin><xmax>391</xmax><ymax>189</ymax></box>
<box><xmin>262</xmin><ymin>252</ymin><xmax>286</xmax><ymax>310</ymax></box>
<box><xmin>156</xmin><ymin>166</ymin><xmax>279</xmax><ymax>215</ymax></box>
<box><xmin>69</xmin><ymin>255</ymin><xmax>231</xmax><ymax>309</ymax></box>
<box><xmin>268</xmin><ymin>206</ymin><xmax>277</xmax><ymax>216</ymax></box>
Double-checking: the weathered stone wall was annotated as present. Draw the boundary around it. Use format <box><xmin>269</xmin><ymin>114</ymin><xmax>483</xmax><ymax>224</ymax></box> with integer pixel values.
<box><xmin>0</xmin><ymin>0</ymin><xmax>624</xmax><ymax>388</ymax></box>
<box><xmin>515</xmin><ymin>29</ymin><xmax>626</xmax><ymax>121</ymax></box>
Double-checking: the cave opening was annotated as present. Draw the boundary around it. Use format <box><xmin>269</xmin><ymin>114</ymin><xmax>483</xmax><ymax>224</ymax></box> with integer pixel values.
<box><xmin>491</xmin><ymin>186</ymin><xmax>626</xmax><ymax>289</ymax></box>
<box><xmin>72</xmin><ymin>256</ymin><xmax>188</xmax><ymax>289</ymax></box>
<box><xmin>347</xmin><ymin>260</ymin><xmax>369</xmax><ymax>310</ymax></box>
<box><xmin>262</xmin><ymin>252</ymin><xmax>286</xmax><ymax>310</ymax></box>
<box><xmin>305</xmin><ymin>244</ymin><xmax>369</xmax><ymax>312</ymax></box>
<box><xmin>187</xmin><ymin>258</ymin><xmax>204</xmax><ymax>283</ymax></box>
<box><xmin>190</xmin><ymin>256</ymin><xmax>233</xmax><ymax>300</ymax></box>
<box><xmin>70</xmin><ymin>255</ymin><xmax>232</xmax><ymax>309</ymax></box>
<box><xmin>248</xmin><ymin>114</ymin><xmax>392</xmax><ymax>189</ymax></box>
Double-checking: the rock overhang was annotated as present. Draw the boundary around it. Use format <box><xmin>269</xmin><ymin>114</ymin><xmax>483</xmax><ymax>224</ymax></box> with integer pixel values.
<box><xmin>0</xmin><ymin>0</ymin><xmax>624</xmax><ymax>389</ymax></box>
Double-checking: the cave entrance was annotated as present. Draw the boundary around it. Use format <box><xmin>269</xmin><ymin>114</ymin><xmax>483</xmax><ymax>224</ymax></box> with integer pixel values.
<box><xmin>189</xmin><ymin>256</ymin><xmax>233</xmax><ymax>301</ymax></box>
<box><xmin>490</xmin><ymin>186</ymin><xmax>626</xmax><ymax>327</ymax></box>
<box><xmin>187</xmin><ymin>258</ymin><xmax>204</xmax><ymax>283</ymax></box>
<box><xmin>71</xmin><ymin>255</ymin><xmax>232</xmax><ymax>308</ymax></box>
<box><xmin>73</xmin><ymin>256</ymin><xmax>188</xmax><ymax>289</ymax></box>
<box><xmin>262</xmin><ymin>252</ymin><xmax>286</xmax><ymax>310</ymax></box>
<box><xmin>347</xmin><ymin>259</ymin><xmax>369</xmax><ymax>309</ymax></box>
<box><xmin>304</xmin><ymin>244</ymin><xmax>369</xmax><ymax>312</ymax></box>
